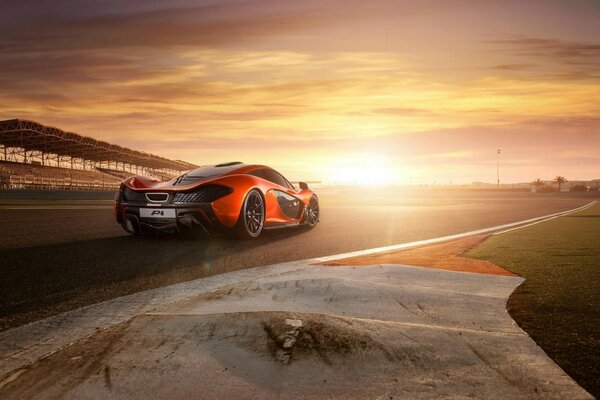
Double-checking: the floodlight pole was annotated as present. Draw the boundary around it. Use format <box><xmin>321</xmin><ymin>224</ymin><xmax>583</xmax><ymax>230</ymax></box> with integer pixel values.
<box><xmin>497</xmin><ymin>149</ymin><xmax>501</xmax><ymax>190</ymax></box>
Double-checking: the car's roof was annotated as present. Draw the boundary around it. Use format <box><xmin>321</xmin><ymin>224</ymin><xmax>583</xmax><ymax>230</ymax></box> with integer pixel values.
<box><xmin>184</xmin><ymin>163</ymin><xmax>270</xmax><ymax>179</ymax></box>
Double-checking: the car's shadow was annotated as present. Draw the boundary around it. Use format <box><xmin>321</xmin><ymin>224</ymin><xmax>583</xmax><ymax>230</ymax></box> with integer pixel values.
<box><xmin>0</xmin><ymin>226</ymin><xmax>313</xmax><ymax>331</ymax></box>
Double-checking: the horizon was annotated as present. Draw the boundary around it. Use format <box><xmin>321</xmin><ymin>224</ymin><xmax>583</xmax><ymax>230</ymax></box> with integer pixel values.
<box><xmin>1</xmin><ymin>0</ymin><xmax>599</xmax><ymax>184</ymax></box>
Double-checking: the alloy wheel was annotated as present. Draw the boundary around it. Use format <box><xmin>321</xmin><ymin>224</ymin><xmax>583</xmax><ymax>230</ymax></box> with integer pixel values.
<box><xmin>245</xmin><ymin>191</ymin><xmax>264</xmax><ymax>235</ymax></box>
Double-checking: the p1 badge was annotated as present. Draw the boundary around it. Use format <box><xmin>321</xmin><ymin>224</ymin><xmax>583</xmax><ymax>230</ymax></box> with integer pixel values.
<box><xmin>140</xmin><ymin>208</ymin><xmax>176</xmax><ymax>219</ymax></box>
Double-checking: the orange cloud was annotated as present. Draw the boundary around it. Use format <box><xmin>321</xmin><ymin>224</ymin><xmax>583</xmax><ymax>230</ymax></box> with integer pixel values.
<box><xmin>1</xmin><ymin>1</ymin><xmax>599</xmax><ymax>183</ymax></box>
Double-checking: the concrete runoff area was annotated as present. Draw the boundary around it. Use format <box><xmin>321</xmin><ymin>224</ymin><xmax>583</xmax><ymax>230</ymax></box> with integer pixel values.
<box><xmin>0</xmin><ymin>264</ymin><xmax>592</xmax><ymax>398</ymax></box>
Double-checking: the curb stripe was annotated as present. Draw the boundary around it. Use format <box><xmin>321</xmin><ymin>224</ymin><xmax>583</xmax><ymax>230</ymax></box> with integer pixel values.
<box><xmin>308</xmin><ymin>201</ymin><xmax>597</xmax><ymax>264</ymax></box>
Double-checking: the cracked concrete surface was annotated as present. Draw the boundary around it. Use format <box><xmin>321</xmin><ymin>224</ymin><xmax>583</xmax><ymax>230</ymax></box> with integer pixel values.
<box><xmin>0</xmin><ymin>263</ymin><xmax>592</xmax><ymax>399</ymax></box>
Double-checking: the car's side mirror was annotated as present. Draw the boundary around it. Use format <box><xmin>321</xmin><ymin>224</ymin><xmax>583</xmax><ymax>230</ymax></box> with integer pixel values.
<box><xmin>299</xmin><ymin>182</ymin><xmax>309</xmax><ymax>190</ymax></box>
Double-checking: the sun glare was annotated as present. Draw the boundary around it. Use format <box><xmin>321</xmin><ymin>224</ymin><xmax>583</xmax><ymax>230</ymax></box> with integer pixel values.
<box><xmin>326</xmin><ymin>156</ymin><xmax>399</xmax><ymax>186</ymax></box>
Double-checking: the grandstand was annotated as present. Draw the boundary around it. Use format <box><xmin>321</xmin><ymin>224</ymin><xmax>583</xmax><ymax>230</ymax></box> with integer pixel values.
<box><xmin>0</xmin><ymin>119</ymin><xmax>197</xmax><ymax>190</ymax></box>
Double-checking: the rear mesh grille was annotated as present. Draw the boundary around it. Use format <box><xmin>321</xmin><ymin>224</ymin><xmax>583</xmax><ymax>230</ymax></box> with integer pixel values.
<box><xmin>122</xmin><ymin>187</ymin><xmax>146</xmax><ymax>204</ymax></box>
<box><xmin>173</xmin><ymin>185</ymin><xmax>231</xmax><ymax>204</ymax></box>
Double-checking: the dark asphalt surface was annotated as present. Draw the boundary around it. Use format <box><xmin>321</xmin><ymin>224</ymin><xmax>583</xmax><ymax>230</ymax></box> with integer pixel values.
<box><xmin>0</xmin><ymin>191</ymin><xmax>596</xmax><ymax>331</ymax></box>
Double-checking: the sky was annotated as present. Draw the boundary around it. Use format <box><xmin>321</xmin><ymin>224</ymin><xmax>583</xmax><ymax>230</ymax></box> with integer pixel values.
<box><xmin>1</xmin><ymin>0</ymin><xmax>599</xmax><ymax>184</ymax></box>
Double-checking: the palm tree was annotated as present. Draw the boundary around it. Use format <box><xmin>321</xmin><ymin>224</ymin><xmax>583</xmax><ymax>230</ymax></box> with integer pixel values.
<box><xmin>553</xmin><ymin>176</ymin><xmax>568</xmax><ymax>192</ymax></box>
<box><xmin>531</xmin><ymin>178</ymin><xmax>544</xmax><ymax>192</ymax></box>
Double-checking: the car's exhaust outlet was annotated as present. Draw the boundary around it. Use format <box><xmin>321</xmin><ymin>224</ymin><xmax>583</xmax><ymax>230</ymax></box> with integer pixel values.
<box><xmin>124</xmin><ymin>215</ymin><xmax>141</xmax><ymax>234</ymax></box>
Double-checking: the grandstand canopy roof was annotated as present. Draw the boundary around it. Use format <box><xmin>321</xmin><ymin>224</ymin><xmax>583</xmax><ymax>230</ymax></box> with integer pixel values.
<box><xmin>0</xmin><ymin>119</ymin><xmax>197</xmax><ymax>171</ymax></box>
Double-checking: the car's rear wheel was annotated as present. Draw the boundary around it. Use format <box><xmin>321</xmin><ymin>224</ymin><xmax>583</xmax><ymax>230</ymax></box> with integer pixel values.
<box><xmin>235</xmin><ymin>189</ymin><xmax>265</xmax><ymax>239</ymax></box>
<box><xmin>304</xmin><ymin>195</ymin><xmax>319</xmax><ymax>228</ymax></box>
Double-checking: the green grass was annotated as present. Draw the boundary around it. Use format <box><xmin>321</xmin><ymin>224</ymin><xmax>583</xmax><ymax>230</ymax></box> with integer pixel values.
<box><xmin>466</xmin><ymin>203</ymin><xmax>600</xmax><ymax>398</ymax></box>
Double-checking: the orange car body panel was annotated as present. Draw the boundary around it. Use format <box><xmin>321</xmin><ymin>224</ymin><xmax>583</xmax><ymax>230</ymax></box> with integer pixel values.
<box><xmin>118</xmin><ymin>164</ymin><xmax>315</xmax><ymax>229</ymax></box>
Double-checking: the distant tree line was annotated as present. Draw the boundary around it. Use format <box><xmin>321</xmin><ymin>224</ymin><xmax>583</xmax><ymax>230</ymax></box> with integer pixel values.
<box><xmin>531</xmin><ymin>176</ymin><xmax>597</xmax><ymax>192</ymax></box>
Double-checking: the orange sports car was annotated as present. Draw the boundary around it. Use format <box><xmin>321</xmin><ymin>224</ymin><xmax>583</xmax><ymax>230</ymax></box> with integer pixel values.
<box><xmin>114</xmin><ymin>162</ymin><xmax>319</xmax><ymax>239</ymax></box>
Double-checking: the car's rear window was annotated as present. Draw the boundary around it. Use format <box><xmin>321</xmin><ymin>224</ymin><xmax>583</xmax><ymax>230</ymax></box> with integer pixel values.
<box><xmin>170</xmin><ymin>164</ymin><xmax>246</xmax><ymax>185</ymax></box>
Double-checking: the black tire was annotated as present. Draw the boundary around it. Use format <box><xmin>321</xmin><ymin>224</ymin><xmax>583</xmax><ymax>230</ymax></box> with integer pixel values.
<box><xmin>235</xmin><ymin>189</ymin><xmax>265</xmax><ymax>239</ymax></box>
<box><xmin>303</xmin><ymin>195</ymin><xmax>319</xmax><ymax>228</ymax></box>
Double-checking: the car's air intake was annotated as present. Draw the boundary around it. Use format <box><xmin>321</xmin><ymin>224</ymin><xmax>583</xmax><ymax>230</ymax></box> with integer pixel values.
<box><xmin>122</xmin><ymin>187</ymin><xmax>146</xmax><ymax>204</ymax></box>
<box><xmin>173</xmin><ymin>185</ymin><xmax>232</xmax><ymax>204</ymax></box>
<box><xmin>145</xmin><ymin>192</ymin><xmax>169</xmax><ymax>202</ymax></box>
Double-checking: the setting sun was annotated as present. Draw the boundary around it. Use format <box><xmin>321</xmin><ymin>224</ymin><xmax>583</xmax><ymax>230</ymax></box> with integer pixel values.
<box><xmin>326</xmin><ymin>155</ymin><xmax>400</xmax><ymax>185</ymax></box>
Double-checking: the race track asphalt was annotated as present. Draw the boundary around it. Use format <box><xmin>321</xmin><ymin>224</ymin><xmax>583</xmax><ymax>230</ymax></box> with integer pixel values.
<box><xmin>0</xmin><ymin>191</ymin><xmax>596</xmax><ymax>331</ymax></box>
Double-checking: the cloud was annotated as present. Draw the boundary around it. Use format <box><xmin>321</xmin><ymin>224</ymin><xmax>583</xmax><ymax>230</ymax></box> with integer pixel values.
<box><xmin>0</xmin><ymin>0</ymin><xmax>420</xmax><ymax>55</ymax></box>
<box><xmin>489</xmin><ymin>36</ymin><xmax>600</xmax><ymax>80</ymax></box>
<box><xmin>1</xmin><ymin>2</ymin><xmax>599</xmax><ymax>183</ymax></box>
<box><xmin>371</xmin><ymin>108</ymin><xmax>438</xmax><ymax>117</ymax></box>
<box><xmin>489</xmin><ymin>63</ymin><xmax>533</xmax><ymax>71</ymax></box>
<box><xmin>1</xmin><ymin>2</ymin><xmax>295</xmax><ymax>51</ymax></box>
<box><xmin>492</xmin><ymin>37</ymin><xmax>600</xmax><ymax>61</ymax></box>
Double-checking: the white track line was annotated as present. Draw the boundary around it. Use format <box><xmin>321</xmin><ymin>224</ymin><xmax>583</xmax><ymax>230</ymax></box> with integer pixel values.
<box><xmin>492</xmin><ymin>202</ymin><xmax>595</xmax><ymax>235</ymax></box>
<box><xmin>310</xmin><ymin>201</ymin><xmax>597</xmax><ymax>263</ymax></box>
